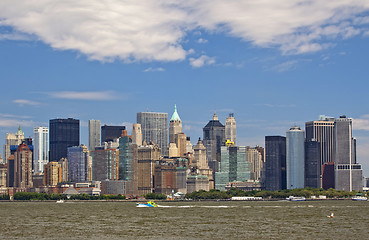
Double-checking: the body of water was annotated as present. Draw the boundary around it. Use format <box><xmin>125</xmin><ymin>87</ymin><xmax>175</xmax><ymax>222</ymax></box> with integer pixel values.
<box><xmin>0</xmin><ymin>200</ymin><xmax>368</xmax><ymax>239</ymax></box>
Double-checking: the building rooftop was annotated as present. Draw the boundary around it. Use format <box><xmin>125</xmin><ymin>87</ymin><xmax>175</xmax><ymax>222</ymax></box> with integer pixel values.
<box><xmin>170</xmin><ymin>104</ymin><xmax>181</xmax><ymax>122</ymax></box>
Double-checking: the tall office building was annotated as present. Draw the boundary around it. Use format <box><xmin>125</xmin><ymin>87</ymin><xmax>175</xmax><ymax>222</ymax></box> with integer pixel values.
<box><xmin>215</xmin><ymin>145</ymin><xmax>250</xmax><ymax>191</ymax></box>
<box><xmin>89</xmin><ymin>120</ymin><xmax>101</xmax><ymax>151</ymax></box>
<box><xmin>203</xmin><ymin>113</ymin><xmax>225</xmax><ymax>169</ymax></box>
<box><xmin>334</xmin><ymin>116</ymin><xmax>362</xmax><ymax>191</ymax></box>
<box><xmin>92</xmin><ymin>147</ymin><xmax>119</xmax><ymax>181</ymax></box>
<box><xmin>265</xmin><ymin>136</ymin><xmax>286</xmax><ymax>191</ymax></box>
<box><xmin>67</xmin><ymin>145</ymin><xmax>89</xmax><ymax>182</ymax></box>
<box><xmin>3</xmin><ymin>126</ymin><xmax>24</xmax><ymax>163</ymax></box>
<box><xmin>49</xmin><ymin>118</ymin><xmax>79</xmax><ymax>162</ymax></box>
<box><xmin>101</xmin><ymin>125</ymin><xmax>125</xmax><ymax>144</ymax></box>
<box><xmin>225</xmin><ymin>113</ymin><xmax>236</xmax><ymax>144</ymax></box>
<box><xmin>286</xmin><ymin>126</ymin><xmax>305</xmax><ymax>189</ymax></box>
<box><xmin>33</xmin><ymin>127</ymin><xmax>49</xmax><ymax>173</ymax></box>
<box><xmin>118</xmin><ymin>130</ymin><xmax>138</xmax><ymax>195</ymax></box>
<box><xmin>137</xmin><ymin>111</ymin><xmax>168</xmax><ymax>156</ymax></box>
<box><xmin>169</xmin><ymin>105</ymin><xmax>182</xmax><ymax>144</ymax></box>
<box><xmin>305</xmin><ymin>117</ymin><xmax>335</xmax><ymax>188</ymax></box>
<box><xmin>14</xmin><ymin>143</ymin><xmax>33</xmax><ymax>188</ymax></box>
<box><xmin>137</xmin><ymin>143</ymin><xmax>161</xmax><ymax>195</ymax></box>
<box><xmin>132</xmin><ymin>123</ymin><xmax>143</xmax><ymax>146</ymax></box>
<box><xmin>246</xmin><ymin>146</ymin><xmax>264</xmax><ymax>181</ymax></box>
<box><xmin>305</xmin><ymin>140</ymin><xmax>321</xmax><ymax>188</ymax></box>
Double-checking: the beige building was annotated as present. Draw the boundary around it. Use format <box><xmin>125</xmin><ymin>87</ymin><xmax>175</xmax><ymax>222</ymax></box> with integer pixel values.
<box><xmin>132</xmin><ymin>123</ymin><xmax>143</xmax><ymax>146</ymax></box>
<box><xmin>225</xmin><ymin>113</ymin><xmax>236</xmax><ymax>144</ymax></box>
<box><xmin>3</xmin><ymin>126</ymin><xmax>24</xmax><ymax>164</ymax></box>
<box><xmin>44</xmin><ymin>161</ymin><xmax>61</xmax><ymax>186</ymax></box>
<box><xmin>169</xmin><ymin>105</ymin><xmax>182</xmax><ymax>144</ymax></box>
<box><xmin>0</xmin><ymin>163</ymin><xmax>7</xmax><ymax>187</ymax></box>
<box><xmin>190</xmin><ymin>138</ymin><xmax>213</xmax><ymax>189</ymax></box>
<box><xmin>246</xmin><ymin>146</ymin><xmax>265</xmax><ymax>181</ymax></box>
<box><xmin>137</xmin><ymin>143</ymin><xmax>161</xmax><ymax>195</ymax></box>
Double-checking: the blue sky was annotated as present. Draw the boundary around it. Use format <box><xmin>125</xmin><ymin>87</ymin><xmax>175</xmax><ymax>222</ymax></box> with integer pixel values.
<box><xmin>1</xmin><ymin>1</ymin><xmax>369</xmax><ymax>176</ymax></box>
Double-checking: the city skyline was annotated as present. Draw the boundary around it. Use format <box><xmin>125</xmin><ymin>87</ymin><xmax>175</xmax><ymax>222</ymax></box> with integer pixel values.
<box><xmin>1</xmin><ymin>1</ymin><xmax>369</xmax><ymax>176</ymax></box>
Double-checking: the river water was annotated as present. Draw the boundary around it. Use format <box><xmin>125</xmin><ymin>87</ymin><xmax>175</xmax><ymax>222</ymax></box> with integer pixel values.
<box><xmin>0</xmin><ymin>200</ymin><xmax>368</xmax><ymax>239</ymax></box>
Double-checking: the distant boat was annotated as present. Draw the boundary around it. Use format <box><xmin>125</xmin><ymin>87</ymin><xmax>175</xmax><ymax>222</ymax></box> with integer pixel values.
<box><xmin>286</xmin><ymin>196</ymin><xmax>306</xmax><ymax>201</ymax></box>
<box><xmin>351</xmin><ymin>196</ymin><xmax>368</xmax><ymax>201</ymax></box>
<box><xmin>56</xmin><ymin>200</ymin><xmax>65</xmax><ymax>203</ymax></box>
<box><xmin>136</xmin><ymin>201</ymin><xmax>158</xmax><ymax>207</ymax></box>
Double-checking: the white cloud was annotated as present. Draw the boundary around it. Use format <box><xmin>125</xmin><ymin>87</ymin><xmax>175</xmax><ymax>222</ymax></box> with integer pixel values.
<box><xmin>13</xmin><ymin>99</ymin><xmax>41</xmax><ymax>106</ymax></box>
<box><xmin>197</xmin><ymin>38</ymin><xmax>208</xmax><ymax>43</ymax></box>
<box><xmin>0</xmin><ymin>0</ymin><xmax>369</xmax><ymax>62</ymax></box>
<box><xmin>47</xmin><ymin>91</ymin><xmax>121</xmax><ymax>101</ymax></box>
<box><xmin>0</xmin><ymin>118</ymin><xmax>39</xmax><ymax>127</ymax></box>
<box><xmin>143</xmin><ymin>67</ymin><xmax>165</xmax><ymax>72</ymax></box>
<box><xmin>189</xmin><ymin>55</ymin><xmax>215</xmax><ymax>68</ymax></box>
<box><xmin>353</xmin><ymin>116</ymin><xmax>369</xmax><ymax>131</ymax></box>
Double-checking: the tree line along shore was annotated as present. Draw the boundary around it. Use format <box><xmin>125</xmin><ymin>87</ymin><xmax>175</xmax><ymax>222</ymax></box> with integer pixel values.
<box><xmin>0</xmin><ymin>187</ymin><xmax>366</xmax><ymax>201</ymax></box>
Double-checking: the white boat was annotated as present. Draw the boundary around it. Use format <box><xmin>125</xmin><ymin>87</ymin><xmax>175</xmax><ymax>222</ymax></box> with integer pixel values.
<box><xmin>56</xmin><ymin>199</ymin><xmax>65</xmax><ymax>203</ymax></box>
<box><xmin>286</xmin><ymin>196</ymin><xmax>306</xmax><ymax>201</ymax></box>
<box><xmin>351</xmin><ymin>196</ymin><xmax>368</xmax><ymax>201</ymax></box>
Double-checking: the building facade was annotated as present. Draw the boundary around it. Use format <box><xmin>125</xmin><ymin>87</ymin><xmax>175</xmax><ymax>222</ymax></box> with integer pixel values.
<box><xmin>101</xmin><ymin>125</ymin><xmax>126</xmax><ymax>144</ymax></box>
<box><xmin>67</xmin><ymin>145</ymin><xmax>89</xmax><ymax>182</ymax></box>
<box><xmin>169</xmin><ymin>105</ymin><xmax>182</xmax><ymax>144</ymax></box>
<box><xmin>3</xmin><ymin>126</ymin><xmax>24</xmax><ymax>164</ymax></box>
<box><xmin>265</xmin><ymin>136</ymin><xmax>286</xmax><ymax>191</ymax></box>
<box><xmin>137</xmin><ymin>143</ymin><xmax>161</xmax><ymax>195</ymax></box>
<box><xmin>14</xmin><ymin>143</ymin><xmax>33</xmax><ymax>188</ymax></box>
<box><xmin>305</xmin><ymin>140</ymin><xmax>321</xmax><ymax>188</ymax></box>
<box><xmin>118</xmin><ymin>131</ymin><xmax>138</xmax><ymax>195</ymax></box>
<box><xmin>132</xmin><ymin>123</ymin><xmax>142</xmax><ymax>146</ymax></box>
<box><xmin>89</xmin><ymin>120</ymin><xmax>101</xmax><ymax>151</ymax></box>
<box><xmin>33</xmin><ymin>126</ymin><xmax>49</xmax><ymax>173</ymax></box>
<box><xmin>203</xmin><ymin>113</ymin><xmax>225</xmax><ymax>172</ymax></box>
<box><xmin>137</xmin><ymin>112</ymin><xmax>168</xmax><ymax>156</ymax></box>
<box><xmin>286</xmin><ymin>126</ymin><xmax>305</xmax><ymax>189</ymax></box>
<box><xmin>215</xmin><ymin>146</ymin><xmax>250</xmax><ymax>191</ymax></box>
<box><xmin>333</xmin><ymin>116</ymin><xmax>362</xmax><ymax>191</ymax></box>
<box><xmin>49</xmin><ymin>118</ymin><xmax>79</xmax><ymax>162</ymax></box>
<box><xmin>225</xmin><ymin>113</ymin><xmax>236</xmax><ymax>144</ymax></box>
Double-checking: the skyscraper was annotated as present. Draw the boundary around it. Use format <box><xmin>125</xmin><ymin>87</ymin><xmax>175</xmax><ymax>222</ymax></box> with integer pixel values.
<box><xmin>334</xmin><ymin>116</ymin><xmax>362</xmax><ymax>191</ymax></box>
<box><xmin>14</xmin><ymin>143</ymin><xmax>33</xmax><ymax>188</ymax></box>
<box><xmin>246</xmin><ymin>146</ymin><xmax>264</xmax><ymax>181</ymax></box>
<box><xmin>67</xmin><ymin>145</ymin><xmax>89</xmax><ymax>182</ymax></box>
<box><xmin>101</xmin><ymin>125</ymin><xmax>126</xmax><ymax>144</ymax></box>
<box><xmin>118</xmin><ymin>130</ymin><xmax>138</xmax><ymax>195</ymax></box>
<box><xmin>132</xmin><ymin>123</ymin><xmax>143</xmax><ymax>146</ymax></box>
<box><xmin>137</xmin><ymin>143</ymin><xmax>161</xmax><ymax>195</ymax></box>
<box><xmin>265</xmin><ymin>136</ymin><xmax>286</xmax><ymax>191</ymax></box>
<box><xmin>305</xmin><ymin>140</ymin><xmax>321</xmax><ymax>188</ymax></box>
<box><xmin>305</xmin><ymin>117</ymin><xmax>335</xmax><ymax>188</ymax></box>
<box><xmin>225</xmin><ymin>113</ymin><xmax>236</xmax><ymax>144</ymax></box>
<box><xmin>92</xmin><ymin>147</ymin><xmax>119</xmax><ymax>181</ymax></box>
<box><xmin>33</xmin><ymin>126</ymin><xmax>49</xmax><ymax>173</ymax></box>
<box><xmin>286</xmin><ymin>126</ymin><xmax>305</xmax><ymax>189</ymax></box>
<box><xmin>215</xmin><ymin>145</ymin><xmax>250</xmax><ymax>191</ymax></box>
<box><xmin>137</xmin><ymin>112</ymin><xmax>168</xmax><ymax>156</ymax></box>
<box><xmin>89</xmin><ymin>120</ymin><xmax>101</xmax><ymax>151</ymax></box>
<box><xmin>49</xmin><ymin>118</ymin><xmax>79</xmax><ymax>162</ymax></box>
<box><xmin>169</xmin><ymin>105</ymin><xmax>182</xmax><ymax>144</ymax></box>
<box><xmin>203</xmin><ymin>113</ymin><xmax>225</xmax><ymax>170</ymax></box>
<box><xmin>3</xmin><ymin>126</ymin><xmax>24</xmax><ymax>163</ymax></box>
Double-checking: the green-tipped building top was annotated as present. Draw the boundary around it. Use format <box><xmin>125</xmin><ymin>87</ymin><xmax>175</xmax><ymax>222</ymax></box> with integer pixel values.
<box><xmin>170</xmin><ymin>104</ymin><xmax>181</xmax><ymax>122</ymax></box>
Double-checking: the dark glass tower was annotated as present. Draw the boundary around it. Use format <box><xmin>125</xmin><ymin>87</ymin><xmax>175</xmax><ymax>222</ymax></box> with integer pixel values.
<box><xmin>203</xmin><ymin>113</ymin><xmax>225</xmax><ymax>172</ymax></box>
<box><xmin>305</xmin><ymin>140</ymin><xmax>321</xmax><ymax>188</ymax></box>
<box><xmin>265</xmin><ymin>136</ymin><xmax>286</xmax><ymax>191</ymax></box>
<box><xmin>101</xmin><ymin>125</ymin><xmax>126</xmax><ymax>144</ymax></box>
<box><xmin>49</xmin><ymin>118</ymin><xmax>79</xmax><ymax>162</ymax></box>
